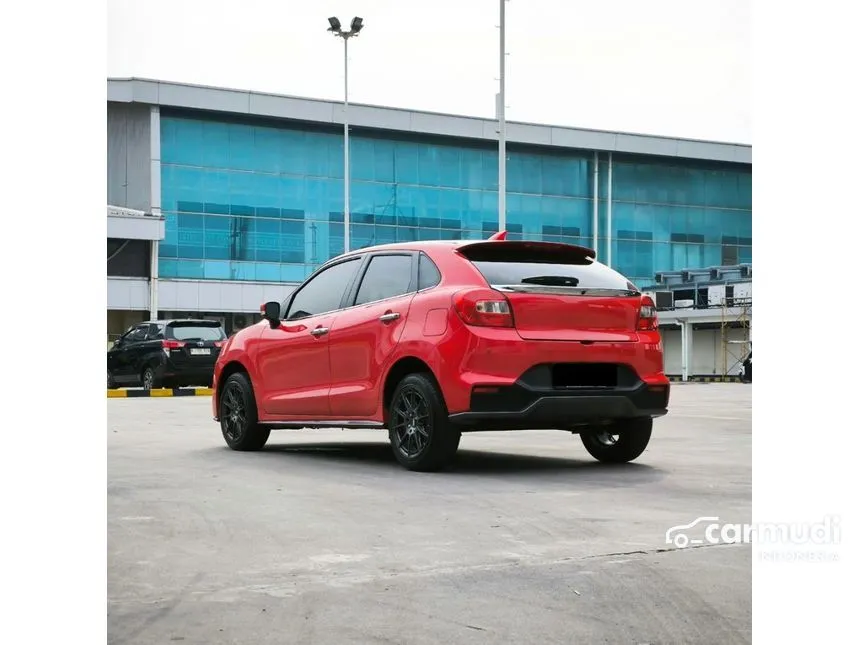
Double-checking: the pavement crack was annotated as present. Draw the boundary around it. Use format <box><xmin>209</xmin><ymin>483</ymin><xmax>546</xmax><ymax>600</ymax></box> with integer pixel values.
<box><xmin>579</xmin><ymin>542</ymin><xmax>744</xmax><ymax>561</ymax></box>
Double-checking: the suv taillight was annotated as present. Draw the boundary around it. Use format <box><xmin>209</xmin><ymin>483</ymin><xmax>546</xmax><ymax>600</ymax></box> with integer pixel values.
<box><xmin>162</xmin><ymin>339</ymin><xmax>185</xmax><ymax>356</ymax></box>
<box><xmin>637</xmin><ymin>295</ymin><xmax>658</xmax><ymax>331</ymax></box>
<box><xmin>453</xmin><ymin>289</ymin><xmax>514</xmax><ymax>328</ymax></box>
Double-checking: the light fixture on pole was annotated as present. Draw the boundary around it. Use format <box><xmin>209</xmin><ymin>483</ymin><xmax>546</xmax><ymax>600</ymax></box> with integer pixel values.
<box><xmin>327</xmin><ymin>16</ymin><xmax>364</xmax><ymax>253</ymax></box>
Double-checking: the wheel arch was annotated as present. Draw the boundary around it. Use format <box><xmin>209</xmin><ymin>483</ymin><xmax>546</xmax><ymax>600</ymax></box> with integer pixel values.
<box><xmin>216</xmin><ymin>360</ymin><xmax>253</xmax><ymax>406</ymax></box>
<box><xmin>382</xmin><ymin>356</ymin><xmax>445</xmax><ymax>422</ymax></box>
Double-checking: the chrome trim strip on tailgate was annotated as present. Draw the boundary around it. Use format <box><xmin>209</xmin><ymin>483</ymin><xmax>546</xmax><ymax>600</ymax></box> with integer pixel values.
<box><xmin>492</xmin><ymin>284</ymin><xmax>639</xmax><ymax>297</ymax></box>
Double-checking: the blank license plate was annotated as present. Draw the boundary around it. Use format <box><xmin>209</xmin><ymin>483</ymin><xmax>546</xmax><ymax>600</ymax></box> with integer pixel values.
<box><xmin>190</xmin><ymin>348</ymin><xmax>211</xmax><ymax>356</ymax></box>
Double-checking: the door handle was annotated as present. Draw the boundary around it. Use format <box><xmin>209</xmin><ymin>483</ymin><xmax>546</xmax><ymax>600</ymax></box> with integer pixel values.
<box><xmin>379</xmin><ymin>312</ymin><xmax>401</xmax><ymax>322</ymax></box>
<box><xmin>309</xmin><ymin>327</ymin><xmax>330</xmax><ymax>337</ymax></box>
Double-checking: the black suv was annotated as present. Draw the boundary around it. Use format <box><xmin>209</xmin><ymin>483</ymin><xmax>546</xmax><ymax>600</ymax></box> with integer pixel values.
<box><xmin>107</xmin><ymin>319</ymin><xmax>227</xmax><ymax>390</ymax></box>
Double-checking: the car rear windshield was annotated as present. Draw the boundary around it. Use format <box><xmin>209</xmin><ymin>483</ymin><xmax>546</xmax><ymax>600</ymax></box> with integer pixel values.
<box><xmin>166</xmin><ymin>322</ymin><xmax>227</xmax><ymax>341</ymax></box>
<box><xmin>459</xmin><ymin>241</ymin><xmax>636</xmax><ymax>291</ymax></box>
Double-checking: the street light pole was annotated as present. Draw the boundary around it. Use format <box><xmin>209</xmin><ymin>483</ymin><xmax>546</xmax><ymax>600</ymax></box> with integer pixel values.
<box><xmin>343</xmin><ymin>35</ymin><xmax>350</xmax><ymax>253</ymax></box>
<box><xmin>327</xmin><ymin>16</ymin><xmax>364</xmax><ymax>254</ymax></box>
<box><xmin>498</xmin><ymin>0</ymin><xmax>507</xmax><ymax>232</ymax></box>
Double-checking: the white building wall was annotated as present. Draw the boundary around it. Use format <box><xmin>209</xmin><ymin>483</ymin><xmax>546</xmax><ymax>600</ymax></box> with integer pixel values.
<box><xmin>107</xmin><ymin>277</ymin><xmax>150</xmax><ymax>310</ymax></box>
<box><xmin>661</xmin><ymin>326</ymin><xmax>751</xmax><ymax>376</ymax></box>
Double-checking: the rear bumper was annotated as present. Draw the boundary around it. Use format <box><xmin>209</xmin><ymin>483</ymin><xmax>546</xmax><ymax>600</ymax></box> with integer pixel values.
<box><xmin>158</xmin><ymin>362</ymin><xmax>216</xmax><ymax>385</ymax></box>
<box><xmin>435</xmin><ymin>326</ymin><xmax>667</xmax><ymax>414</ymax></box>
<box><xmin>448</xmin><ymin>382</ymin><xmax>669</xmax><ymax>431</ymax></box>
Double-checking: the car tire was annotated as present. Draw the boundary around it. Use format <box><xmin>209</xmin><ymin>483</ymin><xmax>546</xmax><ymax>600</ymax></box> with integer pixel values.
<box><xmin>388</xmin><ymin>373</ymin><xmax>461</xmax><ymax>472</ymax></box>
<box><xmin>219</xmin><ymin>372</ymin><xmax>270</xmax><ymax>451</ymax></box>
<box><xmin>141</xmin><ymin>366</ymin><xmax>160</xmax><ymax>391</ymax></box>
<box><xmin>579</xmin><ymin>417</ymin><xmax>653</xmax><ymax>463</ymax></box>
<box><xmin>107</xmin><ymin>370</ymin><xmax>118</xmax><ymax>389</ymax></box>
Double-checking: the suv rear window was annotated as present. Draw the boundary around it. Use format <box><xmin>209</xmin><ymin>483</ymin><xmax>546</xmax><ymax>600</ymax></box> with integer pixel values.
<box><xmin>166</xmin><ymin>322</ymin><xmax>227</xmax><ymax>341</ymax></box>
<box><xmin>459</xmin><ymin>241</ymin><xmax>636</xmax><ymax>291</ymax></box>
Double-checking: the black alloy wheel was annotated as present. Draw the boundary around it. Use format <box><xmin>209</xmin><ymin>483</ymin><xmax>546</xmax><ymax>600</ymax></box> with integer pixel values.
<box><xmin>391</xmin><ymin>386</ymin><xmax>431</xmax><ymax>460</ymax></box>
<box><xmin>142</xmin><ymin>367</ymin><xmax>155</xmax><ymax>391</ymax></box>
<box><xmin>219</xmin><ymin>372</ymin><xmax>270</xmax><ymax>451</ymax></box>
<box><xmin>388</xmin><ymin>373</ymin><xmax>460</xmax><ymax>472</ymax></box>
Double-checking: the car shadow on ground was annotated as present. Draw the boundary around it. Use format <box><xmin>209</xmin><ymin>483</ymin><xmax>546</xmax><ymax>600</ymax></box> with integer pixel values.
<box><xmin>248</xmin><ymin>440</ymin><xmax>665</xmax><ymax>483</ymax></box>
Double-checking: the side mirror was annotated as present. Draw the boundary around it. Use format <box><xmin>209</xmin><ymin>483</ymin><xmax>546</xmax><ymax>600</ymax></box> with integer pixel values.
<box><xmin>263</xmin><ymin>301</ymin><xmax>281</xmax><ymax>328</ymax></box>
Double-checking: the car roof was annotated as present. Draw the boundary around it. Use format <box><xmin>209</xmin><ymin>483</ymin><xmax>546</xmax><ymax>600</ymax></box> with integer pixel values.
<box><xmin>334</xmin><ymin>238</ymin><xmax>597</xmax><ymax>262</ymax></box>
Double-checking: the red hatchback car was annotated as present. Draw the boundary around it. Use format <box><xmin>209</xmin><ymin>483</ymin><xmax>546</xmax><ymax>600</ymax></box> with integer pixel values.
<box><xmin>212</xmin><ymin>237</ymin><xmax>670</xmax><ymax>471</ymax></box>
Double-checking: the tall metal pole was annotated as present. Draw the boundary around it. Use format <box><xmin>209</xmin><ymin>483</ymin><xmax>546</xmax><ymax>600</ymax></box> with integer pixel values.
<box><xmin>592</xmin><ymin>151</ymin><xmax>599</xmax><ymax>254</ymax></box>
<box><xmin>498</xmin><ymin>0</ymin><xmax>507</xmax><ymax>232</ymax></box>
<box><xmin>343</xmin><ymin>36</ymin><xmax>351</xmax><ymax>253</ymax></box>
<box><xmin>606</xmin><ymin>151</ymin><xmax>613</xmax><ymax>268</ymax></box>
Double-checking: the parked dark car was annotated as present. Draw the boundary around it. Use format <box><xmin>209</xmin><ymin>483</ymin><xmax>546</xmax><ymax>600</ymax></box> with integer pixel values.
<box><xmin>107</xmin><ymin>319</ymin><xmax>227</xmax><ymax>390</ymax></box>
<box><xmin>740</xmin><ymin>349</ymin><xmax>752</xmax><ymax>383</ymax></box>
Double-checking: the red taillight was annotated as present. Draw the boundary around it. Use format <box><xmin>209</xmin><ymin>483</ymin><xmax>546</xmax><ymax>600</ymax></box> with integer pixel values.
<box><xmin>453</xmin><ymin>289</ymin><xmax>514</xmax><ymax>328</ymax></box>
<box><xmin>215</xmin><ymin>341</ymin><xmax>226</xmax><ymax>348</ymax></box>
<box><xmin>637</xmin><ymin>295</ymin><xmax>658</xmax><ymax>331</ymax></box>
<box><xmin>162</xmin><ymin>340</ymin><xmax>185</xmax><ymax>349</ymax></box>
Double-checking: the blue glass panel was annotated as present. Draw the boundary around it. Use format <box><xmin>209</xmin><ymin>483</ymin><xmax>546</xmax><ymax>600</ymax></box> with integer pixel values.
<box><xmin>177</xmin><ymin>213</ymin><xmax>205</xmax><ymax>259</ymax></box>
<box><xmin>704</xmin><ymin>244</ymin><xmax>722</xmax><ymax>266</ymax></box>
<box><xmin>437</xmin><ymin>146</ymin><xmax>460</xmax><ymax>188</ymax></box>
<box><xmin>460</xmin><ymin>148</ymin><xmax>483</xmax><ymax>189</ymax></box>
<box><xmin>203</xmin><ymin>215</ymin><xmax>231</xmax><ymax>260</ymax></box>
<box><xmin>394</xmin><ymin>142</ymin><xmax>419</xmax><ymax>185</ymax></box>
<box><xmin>201</xmin><ymin>121</ymin><xmax>230</xmax><ymax>168</ymax></box>
<box><xmin>278</xmin><ymin>264</ymin><xmax>307</xmax><ymax>282</ymax></box>
<box><xmin>166</xmin><ymin>118</ymin><xmax>203</xmax><ymax>166</ymax></box>
<box><xmin>375</xmin><ymin>224</ymin><xmax>398</xmax><ymax>245</ymax></box>
<box><xmin>396</xmin><ymin>226</ymin><xmax>419</xmax><ymax>242</ymax></box>
<box><xmin>255</xmin><ymin>262</ymin><xmax>280</xmax><ymax>282</ymax></box>
<box><xmin>280</xmin><ymin>219</ymin><xmax>305</xmax><ymax>263</ymax></box>
<box><xmin>253</xmin><ymin>218</ymin><xmax>280</xmax><ymax>263</ymax></box>
<box><xmin>481</xmin><ymin>151</ymin><xmax>499</xmax><ymax>190</ymax></box>
<box><xmin>253</xmin><ymin>125</ymin><xmax>281</xmax><ymax>173</ymax></box>
<box><xmin>351</xmin><ymin>138</ymin><xmax>374</xmax><ymax>182</ymax></box>
<box><xmin>177</xmin><ymin>259</ymin><xmax>204</xmax><ymax>279</ymax></box>
<box><xmin>520</xmin><ymin>154</ymin><xmax>543</xmax><ymax>195</ymax></box>
<box><xmin>203</xmin><ymin>260</ymin><xmax>231</xmax><ymax>280</ymax></box>
<box><xmin>159</xmin><ymin>258</ymin><xmax>179</xmax><ymax>278</ymax></box>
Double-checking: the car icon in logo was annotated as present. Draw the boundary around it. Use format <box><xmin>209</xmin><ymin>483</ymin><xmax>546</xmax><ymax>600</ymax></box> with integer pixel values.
<box><xmin>665</xmin><ymin>516</ymin><xmax>720</xmax><ymax>548</ymax></box>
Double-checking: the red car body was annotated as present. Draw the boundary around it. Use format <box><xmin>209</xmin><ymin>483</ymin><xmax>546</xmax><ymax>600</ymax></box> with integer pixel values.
<box><xmin>212</xmin><ymin>238</ymin><xmax>670</xmax><ymax>470</ymax></box>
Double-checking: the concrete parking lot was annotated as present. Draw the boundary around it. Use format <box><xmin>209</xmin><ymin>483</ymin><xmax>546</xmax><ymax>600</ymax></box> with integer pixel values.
<box><xmin>108</xmin><ymin>384</ymin><xmax>752</xmax><ymax>645</ymax></box>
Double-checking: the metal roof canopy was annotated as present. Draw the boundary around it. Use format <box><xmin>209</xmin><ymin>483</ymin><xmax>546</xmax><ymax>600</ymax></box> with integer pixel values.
<box><xmin>107</xmin><ymin>78</ymin><xmax>751</xmax><ymax>164</ymax></box>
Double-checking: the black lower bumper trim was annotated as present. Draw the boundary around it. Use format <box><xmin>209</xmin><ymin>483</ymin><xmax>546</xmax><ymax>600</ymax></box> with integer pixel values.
<box><xmin>448</xmin><ymin>383</ymin><xmax>668</xmax><ymax>431</ymax></box>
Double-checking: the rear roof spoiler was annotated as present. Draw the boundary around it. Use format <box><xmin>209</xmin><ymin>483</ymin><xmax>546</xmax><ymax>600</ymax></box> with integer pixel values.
<box><xmin>466</xmin><ymin>233</ymin><xmax>596</xmax><ymax>262</ymax></box>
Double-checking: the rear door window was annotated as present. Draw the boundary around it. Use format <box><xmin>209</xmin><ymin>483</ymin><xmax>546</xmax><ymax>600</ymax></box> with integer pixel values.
<box><xmin>459</xmin><ymin>241</ymin><xmax>636</xmax><ymax>292</ymax></box>
<box><xmin>354</xmin><ymin>254</ymin><xmax>415</xmax><ymax>305</ymax></box>
<box><xmin>166</xmin><ymin>322</ymin><xmax>227</xmax><ymax>341</ymax></box>
<box><xmin>127</xmin><ymin>325</ymin><xmax>149</xmax><ymax>343</ymax></box>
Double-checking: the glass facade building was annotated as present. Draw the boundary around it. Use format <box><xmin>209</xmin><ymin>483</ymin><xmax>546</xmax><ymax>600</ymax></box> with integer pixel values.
<box><xmin>159</xmin><ymin>111</ymin><xmax>751</xmax><ymax>289</ymax></box>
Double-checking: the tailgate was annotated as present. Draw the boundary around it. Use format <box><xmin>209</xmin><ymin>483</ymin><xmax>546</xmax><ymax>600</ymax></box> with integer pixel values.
<box><xmin>458</xmin><ymin>241</ymin><xmax>643</xmax><ymax>342</ymax></box>
<box><xmin>165</xmin><ymin>321</ymin><xmax>227</xmax><ymax>365</ymax></box>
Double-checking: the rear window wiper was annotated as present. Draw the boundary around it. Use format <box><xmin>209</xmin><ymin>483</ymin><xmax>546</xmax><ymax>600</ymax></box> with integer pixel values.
<box><xmin>520</xmin><ymin>275</ymin><xmax>580</xmax><ymax>287</ymax></box>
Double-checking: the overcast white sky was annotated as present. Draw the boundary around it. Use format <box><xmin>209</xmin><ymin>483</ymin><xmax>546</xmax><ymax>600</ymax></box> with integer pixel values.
<box><xmin>107</xmin><ymin>0</ymin><xmax>750</xmax><ymax>143</ymax></box>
